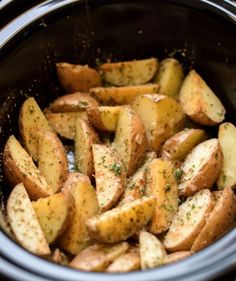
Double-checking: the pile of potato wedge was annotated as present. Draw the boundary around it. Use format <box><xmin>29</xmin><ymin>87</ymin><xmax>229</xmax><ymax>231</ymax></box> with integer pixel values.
<box><xmin>3</xmin><ymin>56</ymin><xmax>236</xmax><ymax>273</ymax></box>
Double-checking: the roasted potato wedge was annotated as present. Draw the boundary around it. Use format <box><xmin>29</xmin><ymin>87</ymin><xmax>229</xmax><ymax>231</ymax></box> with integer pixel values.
<box><xmin>119</xmin><ymin>151</ymin><xmax>156</xmax><ymax>205</ymax></box>
<box><xmin>37</xmin><ymin>131</ymin><xmax>68</xmax><ymax>193</ymax></box>
<box><xmin>140</xmin><ymin>231</ymin><xmax>167</xmax><ymax>269</ymax></box>
<box><xmin>75</xmin><ymin>118</ymin><xmax>99</xmax><ymax>177</ymax></box>
<box><xmin>90</xmin><ymin>84</ymin><xmax>159</xmax><ymax>105</ymax></box>
<box><xmin>45</xmin><ymin>111</ymin><xmax>88</xmax><ymax>140</ymax></box>
<box><xmin>132</xmin><ymin>94</ymin><xmax>185</xmax><ymax>152</ymax></box>
<box><xmin>32</xmin><ymin>192</ymin><xmax>74</xmax><ymax>244</ymax></box>
<box><xmin>19</xmin><ymin>97</ymin><xmax>53</xmax><ymax>160</ymax></box>
<box><xmin>70</xmin><ymin>242</ymin><xmax>129</xmax><ymax>271</ymax></box>
<box><xmin>154</xmin><ymin>58</ymin><xmax>184</xmax><ymax>98</ymax></box>
<box><xmin>161</xmin><ymin>129</ymin><xmax>207</xmax><ymax>162</ymax></box>
<box><xmin>163</xmin><ymin>189</ymin><xmax>214</xmax><ymax>252</ymax></box>
<box><xmin>179</xmin><ymin>70</ymin><xmax>226</xmax><ymax>125</ymax></box>
<box><xmin>146</xmin><ymin>158</ymin><xmax>178</xmax><ymax>234</ymax></box>
<box><xmin>3</xmin><ymin>135</ymin><xmax>53</xmax><ymax>200</ymax></box>
<box><xmin>113</xmin><ymin>106</ymin><xmax>147</xmax><ymax>176</ymax></box>
<box><xmin>217</xmin><ymin>122</ymin><xmax>236</xmax><ymax>189</ymax></box>
<box><xmin>87</xmin><ymin>106</ymin><xmax>121</xmax><ymax>132</ymax></box>
<box><xmin>58</xmin><ymin>173</ymin><xmax>99</xmax><ymax>255</ymax></box>
<box><xmin>100</xmin><ymin>58</ymin><xmax>158</xmax><ymax>86</ymax></box>
<box><xmin>166</xmin><ymin>251</ymin><xmax>194</xmax><ymax>264</ymax></box>
<box><xmin>106</xmin><ymin>251</ymin><xmax>140</xmax><ymax>272</ymax></box>
<box><xmin>56</xmin><ymin>62</ymin><xmax>101</xmax><ymax>92</ymax></box>
<box><xmin>93</xmin><ymin>144</ymin><xmax>125</xmax><ymax>211</ymax></box>
<box><xmin>191</xmin><ymin>187</ymin><xmax>235</xmax><ymax>251</ymax></box>
<box><xmin>7</xmin><ymin>183</ymin><xmax>50</xmax><ymax>255</ymax></box>
<box><xmin>86</xmin><ymin>196</ymin><xmax>156</xmax><ymax>243</ymax></box>
<box><xmin>50</xmin><ymin>248</ymin><xmax>69</xmax><ymax>265</ymax></box>
<box><xmin>49</xmin><ymin>92</ymin><xmax>99</xmax><ymax>113</ymax></box>
<box><xmin>178</xmin><ymin>138</ymin><xmax>223</xmax><ymax>197</ymax></box>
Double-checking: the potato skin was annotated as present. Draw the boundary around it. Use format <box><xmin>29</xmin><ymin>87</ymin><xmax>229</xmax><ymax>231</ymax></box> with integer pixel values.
<box><xmin>191</xmin><ymin>187</ymin><xmax>235</xmax><ymax>252</ymax></box>
<box><xmin>166</xmin><ymin>251</ymin><xmax>193</xmax><ymax>264</ymax></box>
<box><xmin>56</xmin><ymin>63</ymin><xmax>101</xmax><ymax>92</ymax></box>
<box><xmin>3</xmin><ymin>135</ymin><xmax>52</xmax><ymax>200</ymax></box>
<box><xmin>49</xmin><ymin>92</ymin><xmax>99</xmax><ymax>113</ymax></box>
<box><xmin>179</xmin><ymin>139</ymin><xmax>223</xmax><ymax>197</ymax></box>
<box><xmin>106</xmin><ymin>251</ymin><xmax>140</xmax><ymax>272</ymax></box>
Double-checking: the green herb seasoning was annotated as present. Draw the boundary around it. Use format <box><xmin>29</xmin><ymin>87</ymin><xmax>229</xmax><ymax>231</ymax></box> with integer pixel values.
<box><xmin>109</xmin><ymin>162</ymin><xmax>122</xmax><ymax>176</ymax></box>
<box><xmin>174</xmin><ymin>168</ymin><xmax>184</xmax><ymax>183</ymax></box>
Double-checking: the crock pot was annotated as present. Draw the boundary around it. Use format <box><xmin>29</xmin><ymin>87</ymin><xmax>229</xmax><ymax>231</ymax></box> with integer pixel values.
<box><xmin>0</xmin><ymin>0</ymin><xmax>236</xmax><ymax>280</ymax></box>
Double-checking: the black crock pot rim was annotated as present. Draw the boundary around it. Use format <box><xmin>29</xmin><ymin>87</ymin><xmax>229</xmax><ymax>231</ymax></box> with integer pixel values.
<box><xmin>0</xmin><ymin>0</ymin><xmax>236</xmax><ymax>280</ymax></box>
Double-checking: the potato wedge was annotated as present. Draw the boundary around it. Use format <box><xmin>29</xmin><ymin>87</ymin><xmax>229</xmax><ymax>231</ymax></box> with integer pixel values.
<box><xmin>32</xmin><ymin>192</ymin><xmax>74</xmax><ymax>244</ymax></box>
<box><xmin>119</xmin><ymin>151</ymin><xmax>156</xmax><ymax>205</ymax></box>
<box><xmin>93</xmin><ymin>144</ymin><xmax>125</xmax><ymax>211</ymax></box>
<box><xmin>140</xmin><ymin>231</ymin><xmax>167</xmax><ymax>269</ymax></box>
<box><xmin>56</xmin><ymin>62</ymin><xmax>101</xmax><ymax>92</ymax></box>
<box><xmin>163</xmin><ymin>189</ymin><xmax>214</xmax><ymax>252</ymax></box>
<box><xmin>179</xmin><ymin>70</ymin><xmax>225</xmax><ymax>125</ymax></box>
<box><xmin>113</xmin><ymin>106</ymin><xmax>148</xmax><ymax>176</ymax></box>
<box><xmin>132</xmin><ymin>94</ymin><xmax>185</xmax><ymax>152</ymax></box>
<box><xmin>178</xmin><ymin>138</ymin><xmax>223</xmax><ymax>197</ymax></box>
<box><xmin>50</xmin><ymin>248</ymin><xmax>69</xmax><ymax>265</ymax></box>
<box><xmin>70</xmin><ymin>242</ymin><xmax>129</xmax><ymax>271</ymax></box>
<box><xmin>87</xmin><ymin>106</ymin><xmax>121</xmax><ymax>132</ymax></box>
<box><xmin>75</xmin><ymin>118</ymin><xmax>99</xmax><ymax>177</ymax></box>
<box><xmin>191</xmin><ymin>187</ymin><xmax>235</xmax><ymax>252</ymax></box>
<box><xmin>106</xmin><ymin>251</ymin><xmax>140</xmax><ymax>272</ymax></box>
<box><xmin>37</xmin><ymin>131</ymin><xmax>68</xmax><ymax>193</ymax></box>
<box><xmin>90</xmin><ymin>84</ymin><xmax>159</xmax><ymax>105</ymax></box>
<box><xmin>58</xmin><ymin>173</ymin><xmax>99</xmax><ymax>255</ymax></box>
<box><xmin>86</xmin><ymin>196</ymin><xmax>156</xmax><ymax>243</ymax></box>
<box><xmin>7</xmin><ymin>183</ymin><xmax>50</xmax><ymax>255</ymax></box>
<box><xmin>161</xmin><ymin>129</ymin><xmax>207</xmax><ymax>161</ymax></box>
<box><xmin>100</xmin><ymin>58</ymin><xmax>158</xmax><ymax>86</ymax></box>
<box><xmin>19</xmin><ymin>97</ymin><xmax>53</xmax><ymax>160</ymax></box>
<box><xmin>166</xmin><ymin>251</ymin><xmax>193</xmax><ymax>264</ymax></box>
<box><xmin>45</xmin><ymin>111</ymin><xmax>88</xmax><ymax>140</ymax></box>
<box><xmin>146</xmin><ymin>158</ymin><xmax>178</xmax><ymax>234</ymax></box>
<box><xmin>49</xmin><ymin>92</ymin><xmax>99</xmax><ymax>113</ymax></box>
<box><xmin>3</xmin><ymin>135</ymin><xmax>52</xmax><ymax>200</ymax></box>
<box><xmin>217</xmin><ymin>123</ymin><xmax>236</xmax><ymax>189</ymax></box>
<box><xmin>154</xmin><ymin>58</ymin><xmax>184</xmax><ymax>98</ymax></box>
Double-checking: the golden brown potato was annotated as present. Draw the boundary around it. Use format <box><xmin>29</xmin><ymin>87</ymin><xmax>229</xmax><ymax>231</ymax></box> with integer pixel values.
<box><xmin>163</xmin><ymin>189</ymin><xmax>214</xmax><ymax>252</ymax></box>
<box><xmin>32</xmin><ymin>192</ymin><xmax>74</xmax><ymax>244</ymax></box>
<box><xmin>100</xmin><ymin>58</ymin><xmax>158</xmax><ymax>86</ymax></box>
<box><xmin>75</xmin><ymin>118</ymin><xmax>99</xmax><ymax>177</ymax></box>
<box><xmin>58</xmin><ymin>173</ymin><xmax>99</xmax><ymax>255</ymax></box>
<box><xmin>45</xmin><ymin>111</ymin><xmax>88</xmax><ymax>140</ymax></box>
<box><xmin>86</xmin><ymin>196</ymin><xmax>156</xmax><ymax>243</ymax></box>
<box><xmin>146</xmin><ymin>158</ymin><xmax>178</xmax><ymax>234</ymax></box>
<box><xmin>93</xmin><ymin>144</ymin><xmax>125</xmax><ymax>211</ymax></box>
<box><xmin>161</xmin><ymin>129</ymin><xmax>207</xmax><ymax>162</ymax></box>
<box><xmin>106</xmin><ymin>251</ymin><xmax>140</xmax><ymax>272</ymax></box>
<box><xmin>19</xmin><ymin>97</ymin><xmax>53</xmax><ymax>160</ymax></box>
<box><xmin>154</xmin><ymin>58</ymin><xmax>184</xmax><ymax>98</ymax></box>
<box><xmin>56</xmin><ymin>62</ymin><xmax>101</xmax><ymax>92</ymax></box>
<box><xmin>90</xmin><ymin>84</ymin><xmax>159</xmax><ymax>105</ymax></box>
<box><xmin>49</xmin><ymin>92</ymin><xmax>99</xmax><ymax>113</ymax></box>
<box><xmin>113</xmin><ymin>106</ymin><xmax>148</xmax><ymax>176</ymax></box>
<box><xmin>119</xmin><ymin>151</ymin><xmax>156</xmax><ymax>205</ymax></box>
<box><xmin>178</xmin><ymin>138</ymin><xmax>223</xmax><ymax>197</ymax></box>
<box><xmin>191</xmin><ymin>187</ymin><xmax>235</xmax><ymax>252</ymax></box>
<box><xmin>70</xmin><ymin>242</ymin><xmax>129</xmax><ymax>271</ymax></box>
<box><xmin>166</xmin><ymin>251</ymin><xmax>194</xmax><ymax>264</ymax></box>
<box><xmin>139</xmin><ymin>231</ymin><xmax>167</xmax><ymax>269</ymax></box>
<box><xmin>132</xmin><ymin>94</ymin><xmax>185</xmax><ymax>152</ymax></box>
<box><xmin>217</xmin><ymin>123</ymin><xmax>236</xmax><ymax>189</ymax></box>
<box><xmin>3</xmin><ymin>135</ymin><xmax>53</xmax><ymax>200</ymax></box>
<box><xmin>50</xmin><ymin>248</ymin><xmax>69</xmax><ymax>265</ymax></box>
<box><xmin>87</xmin><ymin>106</ymin><xmax>121</xmax><ymax>132</ymax></box>
<box><xmin>37</xmin><ymin>131</ymin><xmax>68</xmax><ymax>193</ymax></box>
<box><xmin>179</xmin><ymin>70</ymin><xmax>226</xmax><ymax>125</ymax></box>
<box><xmin>7</xmin><ymin>183</ymin><xmax>50</xmax><ymax>256</ymax></box>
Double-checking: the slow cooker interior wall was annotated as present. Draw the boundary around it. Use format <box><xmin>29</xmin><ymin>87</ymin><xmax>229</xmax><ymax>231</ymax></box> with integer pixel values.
<box><xmin>0</xmin><ymin>0</ymin><xmax>235</xmax><ymax>242</ymax></box>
